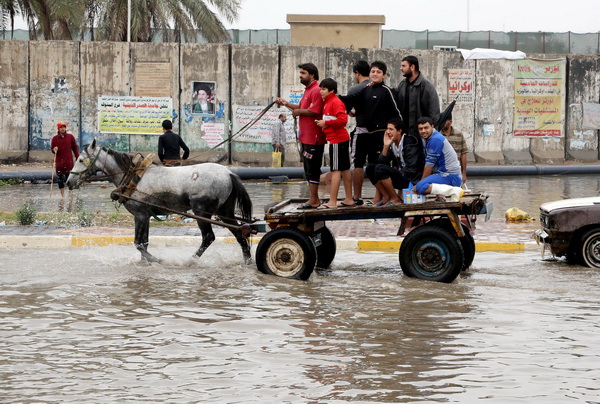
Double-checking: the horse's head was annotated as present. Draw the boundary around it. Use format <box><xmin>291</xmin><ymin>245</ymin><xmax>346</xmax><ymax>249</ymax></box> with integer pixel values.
<box><xmin>66</xmin><ymin>139</ymin><xmax>103</xmax><ymax>190</ymax></box>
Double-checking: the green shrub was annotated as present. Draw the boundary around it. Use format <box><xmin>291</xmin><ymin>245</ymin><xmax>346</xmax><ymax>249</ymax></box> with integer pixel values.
<box><xmin>16</xmin><ymin>202</ymin><xmax>37</xmax><ymax>225</ymax></box>
<box><xmin>78</xmin><ymin>210</ymin><xmax>94</xmax><ymax>227</ymax></box>
<box><xmin>0</xmin><ymin>178</ymin><xmax>22</xmax><ymax>187</ymax></box>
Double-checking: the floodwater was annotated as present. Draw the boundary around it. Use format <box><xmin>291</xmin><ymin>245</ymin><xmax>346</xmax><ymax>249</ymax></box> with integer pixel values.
<box><xmin>3</xmin><ymin>173</ymin><xmax>600</xmax><ymax>218</ymax></box>
<box><xmin>1</xmin><ymin>174</ymin><xmax>600</xmax><ymax>402</ymax></box>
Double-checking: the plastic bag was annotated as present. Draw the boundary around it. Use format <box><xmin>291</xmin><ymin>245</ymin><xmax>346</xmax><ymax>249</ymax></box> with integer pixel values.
<box><xmin>271</xmin><ymin>151</ymin><xmax>282</xmax><ymax>167</ymax></box>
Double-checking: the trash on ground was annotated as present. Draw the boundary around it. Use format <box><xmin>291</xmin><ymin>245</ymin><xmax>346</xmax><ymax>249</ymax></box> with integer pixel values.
<box><xmin>505</xmin><ymin>207</ymin><xmax>534</xmax><ymax>222</ymax></box>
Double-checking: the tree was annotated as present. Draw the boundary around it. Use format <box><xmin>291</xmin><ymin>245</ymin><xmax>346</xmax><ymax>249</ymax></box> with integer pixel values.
<box><xmin>1</xmin><ymin>0</ymin><xmax>240</xmax><ymax>42</ymax></box>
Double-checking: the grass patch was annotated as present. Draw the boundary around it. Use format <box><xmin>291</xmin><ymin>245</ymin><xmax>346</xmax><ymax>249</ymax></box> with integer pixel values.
<box><xmin>0</xmin><ymin>178</ymin><xmax>22</xmax><ymax>187</ymax></box>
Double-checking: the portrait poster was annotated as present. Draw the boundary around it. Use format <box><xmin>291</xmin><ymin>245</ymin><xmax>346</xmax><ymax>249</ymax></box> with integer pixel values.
<box><xmin>192</xmin><ymin>81</ymin><xmax>216</xmax><ymax>115</ymax></box>
<box><xmin>98</xmin><ymin>96</ymin><xmax>172</xmax><ymax>135</ymax></box>
<box><xmin>513</xmin><ymin>59</ymin><xmax>566</xmax><ymax>137</ymax></box>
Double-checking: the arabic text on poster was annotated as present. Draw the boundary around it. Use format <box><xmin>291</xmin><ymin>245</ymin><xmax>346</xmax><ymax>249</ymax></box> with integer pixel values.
<box><xmin>513</xmin><ymin>59</ymin><xmax>566</xmax><ymax>137</ymax></box>
<box><xmin>232</xmin><ymin>105</ymin><xmax>295</xmax><ymax>143</ymax></box>
<box><xmin>98</xmin><ymin>96</ymin><xmax>172</xmax><ymax>135</ymax></box>
<box><xmin>448</xmin><ymin>69</ymin><xmax>474</xmax><ymax>104</ymax></box>
<box><xmin>200</xmin><ymin>122</ymin><xmax>226</xmax><ymax>148</ymax></box>
<box><xmin>134</xmin><ymin>59</ymin><xmax>171</xmax><ymax>97</ymax></box>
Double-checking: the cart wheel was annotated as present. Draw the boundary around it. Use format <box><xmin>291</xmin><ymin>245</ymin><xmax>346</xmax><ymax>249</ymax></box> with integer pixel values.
<box><xmin>256</xmin><ymin>228</ymin><xmax>317</xmax><ymax>280</ymax></box>
<box><xmin>424</xmin><ymin>219</ymin><xmax>475</xmax><ymax>270</ymax></box>
<box><xmin>315</xmin><ymin>226</ymin><xmax>336</xmax><ymax>269</ymax></box>
<box><xmin>399</xmin><ymin>225</ymin><xmax>464</xmax><ymax>283</ymax></box>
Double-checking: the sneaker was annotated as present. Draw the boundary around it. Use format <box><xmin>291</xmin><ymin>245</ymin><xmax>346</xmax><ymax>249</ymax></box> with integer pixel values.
<box><xmin>354</xmin><ymin>198</ymin><xmax>364</xmax><ymax>206</ymax></box>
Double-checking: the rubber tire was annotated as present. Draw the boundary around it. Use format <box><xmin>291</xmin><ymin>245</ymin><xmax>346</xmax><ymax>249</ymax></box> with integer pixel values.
<box><xmin>256</xmin><ymin>228</ymin><xmax>317</xmax><ymax>280</ymax></box>
<box><xmin>399</xmin><ymin>225</ymin><xmax>464</xmax><ymax>283</ymax></box>
<box><xmin>424</xmin><ymin>218</ymin><xmax>475</xmax><ymax>271</ymax></box>
<box><xmin>315</xmin><ymin>226</ymin><xmax>336</xmax><ymax>269</ymax></box>
<box><xmin>578</xmin><ymin>228</ymin><xmax>600</xmax><ymax>268</ymax></box>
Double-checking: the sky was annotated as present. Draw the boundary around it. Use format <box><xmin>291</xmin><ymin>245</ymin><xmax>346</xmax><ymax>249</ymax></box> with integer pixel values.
<box><xmin>10</xmin><ymin>0</ymin><xmax>599</xmax><ymax>34</ymax></box>
<box><xmin>222</xmin><ymin>0</ymin><xmax>599</xmax><ymax>33</ymax></box>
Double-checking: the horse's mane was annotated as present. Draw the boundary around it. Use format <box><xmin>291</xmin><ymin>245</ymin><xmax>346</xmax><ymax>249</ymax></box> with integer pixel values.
<box><xmin>106</xmin><ymin>148</ymin><xmax>136</xmax><ymax>171</ymax></box>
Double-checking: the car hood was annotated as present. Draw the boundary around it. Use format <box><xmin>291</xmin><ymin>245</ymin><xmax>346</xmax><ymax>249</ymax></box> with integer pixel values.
<box><xmin>541</xmin><ymin>196</ymin><xmax>600</xmax><ymax>213</ymax></box>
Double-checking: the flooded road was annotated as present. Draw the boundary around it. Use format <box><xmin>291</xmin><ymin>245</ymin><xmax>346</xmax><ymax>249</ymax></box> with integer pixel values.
<box><xmin>1</xmin><ymin>246</ymin><xmax>599</xmax><ymax>402</ymax></box>
<box><xmin>3</xmin><ymin>173</ymin><xmax>600</xmax><ymax>219</ymax></box>
<box><xmin>1</xmin><ymin>174</ymin><xmax>600</xmax><ymax>402</ymax></box>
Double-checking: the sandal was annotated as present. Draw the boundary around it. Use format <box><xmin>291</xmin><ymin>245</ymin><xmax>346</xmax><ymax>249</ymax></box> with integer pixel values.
<box><xmin>297</xmin><ymin>203</ymin><xmax>319</xmax><ymax>210</ymax></box>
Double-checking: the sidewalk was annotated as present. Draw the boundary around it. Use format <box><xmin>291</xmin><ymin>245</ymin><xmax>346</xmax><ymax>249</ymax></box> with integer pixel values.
<box><xmin>0</xmin><ymin>217</ymin><xmax>539</xmax><ymax>253</ymax></box>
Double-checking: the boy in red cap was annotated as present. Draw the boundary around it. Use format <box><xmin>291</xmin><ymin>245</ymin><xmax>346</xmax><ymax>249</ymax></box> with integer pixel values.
<box><xmin>50</xmin><ymin>122</ymin><xmax>79</xmax><ymax>197</ymax></box>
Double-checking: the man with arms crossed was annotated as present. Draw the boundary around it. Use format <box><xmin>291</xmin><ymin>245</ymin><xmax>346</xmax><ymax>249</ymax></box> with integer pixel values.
<box><xmin>396</xmin><ymin>55</ymin><xmax>440</xmax><ymax>137</ymax></box>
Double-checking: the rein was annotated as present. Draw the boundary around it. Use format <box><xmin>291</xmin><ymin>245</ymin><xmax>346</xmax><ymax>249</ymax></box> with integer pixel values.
<box><xmin>185</xmin><ymin>101</ymin><xmax>277</xmax><ymax>163</ymax></box>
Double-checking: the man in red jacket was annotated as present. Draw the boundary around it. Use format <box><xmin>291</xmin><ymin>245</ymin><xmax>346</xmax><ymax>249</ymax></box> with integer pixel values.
<box><xmin>51</xmin><ymin>122</ymin><xmax>79</xmax><ymax>198</ymax></box>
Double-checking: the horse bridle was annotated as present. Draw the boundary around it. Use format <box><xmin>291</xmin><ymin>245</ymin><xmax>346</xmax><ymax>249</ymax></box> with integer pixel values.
<box><xmin>69</xmin><ymin>147</ymin><xmax>107</xmax><ymax>179</ymax></box>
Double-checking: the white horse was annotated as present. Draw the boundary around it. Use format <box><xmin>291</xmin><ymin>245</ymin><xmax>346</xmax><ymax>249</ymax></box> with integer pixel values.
<box><xmin>66</xmin><ymin>140</ymin><xmax>253</xmax><ymax>264</ymax></box>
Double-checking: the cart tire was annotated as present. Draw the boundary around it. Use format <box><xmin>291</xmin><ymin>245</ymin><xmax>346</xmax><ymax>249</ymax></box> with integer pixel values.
<box><xmin>579</xmin><ymin>228</ymin><xmax>600</xmax><ymax>268</ymax></box>
<box><xmin>315</xmin><ymin>226</ymin><xmax>336</xmax><ymax>269</ymax></box>
<box><xmin>424</xmin><ymin>219</ymin><xmax>475</xmax><ymax>270</ymax></box>
<box><xmin>399</xmin><ymin>225</ymin><xmax>464</xmax><ymax>283</ymax></box>
<box><xmin>256</xmin><ymin>228</ymin><xmax>317</xmax><ymax>280</ymax></box>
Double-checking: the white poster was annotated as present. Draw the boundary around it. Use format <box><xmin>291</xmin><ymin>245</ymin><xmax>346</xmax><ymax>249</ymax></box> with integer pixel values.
<box><xmin>232</xmin><ymin>105</ymin><xmax>295</xmax><ymax>143</ymax></box>
<box><xmin>582</xmin><ymin>102</ymin><xmax>600</xmax><ymax>129</ymax></box>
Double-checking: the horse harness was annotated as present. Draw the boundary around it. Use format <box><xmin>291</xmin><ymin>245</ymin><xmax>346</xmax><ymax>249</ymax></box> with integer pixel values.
<box><xmin>110</xmin><ymin>153</ymin><xmax>155</xmax><ymax>204</ymax></box>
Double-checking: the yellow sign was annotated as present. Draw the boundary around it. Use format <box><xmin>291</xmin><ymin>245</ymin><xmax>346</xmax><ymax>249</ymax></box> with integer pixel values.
<box><xmin>98</xmin><ymin>96</ymin><xmax>172</xmax><ymax>135</ymax></box>
<box><xmin>513</xmin><ymin>59</ymin><xmax>565</xmax><ymax>137</ymax></box>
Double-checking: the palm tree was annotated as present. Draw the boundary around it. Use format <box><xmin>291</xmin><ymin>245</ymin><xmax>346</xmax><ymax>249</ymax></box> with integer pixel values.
<box><xmin>95</xmin><ymin>0</ymin><xmax>240</xmax><ymax>42</ymax></box>
<box><xmin>1</xmin><ymin>0</ymin><xmax>240</xmax><ymax>42</ymax></box>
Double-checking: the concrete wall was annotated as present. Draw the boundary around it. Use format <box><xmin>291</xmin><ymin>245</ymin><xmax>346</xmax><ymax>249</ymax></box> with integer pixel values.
<box><xmin>0</xmin><ymin>41</ymin><xmax>28</xmax><ymax>160</ymax></box>
<box><xmin>1</xmin><ymin>39</ymin><xmax>599</xmax><ymax>166</ymax></box>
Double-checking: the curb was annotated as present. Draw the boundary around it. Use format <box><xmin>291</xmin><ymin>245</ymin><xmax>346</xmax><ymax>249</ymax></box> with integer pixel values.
<box><xmin>0</xmin><ymin>234</ymin><xmax>538</xmax><ymax>254</ymax></box>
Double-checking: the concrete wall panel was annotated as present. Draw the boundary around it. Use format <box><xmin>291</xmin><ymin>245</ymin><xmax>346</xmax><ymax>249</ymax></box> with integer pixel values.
<box><xmin>566</xmin><ymin>55</ymin><xmax>599</xmax><ymax>161</ymax></box>
<box><xmin>80</xmin><ymin>42</ymin><xmax>130</xmax><ymax>150</ymax></box>
<box><xmin>324</xmin><ymin>48</ymin><xmax>367</xmax><ymax>95</ymax></box>
<box><xmin>474</xmin><ymin>59</ymin><xmax>521</xmax><ymax>163</ymax></box>
<box><xmin>129</xmin><ymin>42</ymin><xmax>180</xmax><ymax>153</ymax></box>
<box><xmin>437</xmin><ymin>54</ymin><xmax>477</xmax><ymax>161</ymax></box>
<box><xmin>28</xmin><ymin>41</ymin><xmax>80</xmax><ymax>160</ymax></box>
<box><xmin>180</xmin><ymin>43</ymin><xmax>230</xmax><ymax>162</ymax></box>
<box><xmin>0</xmin><ymin>41</ymin><xmax>28</xmax><ymax>160</ymax></box>
<box><xmin>231</xmin><ymin>44</ymin><xmax>279</xmax><ymax>164</ymax></box>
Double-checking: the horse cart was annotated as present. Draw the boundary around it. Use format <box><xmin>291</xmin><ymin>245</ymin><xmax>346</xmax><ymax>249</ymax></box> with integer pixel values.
<box><xmin>251</xmin><ymin>194</ymin><xmax>492</xmax><ymax>283</ymax></box>
<box><xmin>66</xmin><ymin>142</ymin><xmax>491</xmax><ymax>284</ymax></box>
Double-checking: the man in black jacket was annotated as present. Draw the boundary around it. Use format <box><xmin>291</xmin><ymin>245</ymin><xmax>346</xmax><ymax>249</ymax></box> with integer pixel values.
<box><xmin>396</xmin><ymin>55</ymin><xmax>440</xmax><ymax>137</ymax></box>
<box><xmin>365</xmin><ymin>117</ymin><xmax>424</xmax><ymax>205</ymax></box>
<box><xmin>341</xmin><ymin>60</ymin><xmax>401</xmax><ymax>204</ymax></box>
<box><xmin>157</xmin><ymin>119</ymin><xmax>190</xmax><ymax>166</ymax></box>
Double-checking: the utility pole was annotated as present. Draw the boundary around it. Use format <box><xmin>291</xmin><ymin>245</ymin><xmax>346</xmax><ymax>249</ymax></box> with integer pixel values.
<box><xmin>127</xmin><ymin>0</ymin><xmax>131</xmax><ymax>42</ymax></box>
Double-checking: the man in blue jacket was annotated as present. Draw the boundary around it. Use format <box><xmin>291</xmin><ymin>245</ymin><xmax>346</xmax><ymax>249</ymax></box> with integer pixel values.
<box><xmin>415</xmin><ymin>117</ymin><xmax>464</xmax><ymax>202</ymax></box>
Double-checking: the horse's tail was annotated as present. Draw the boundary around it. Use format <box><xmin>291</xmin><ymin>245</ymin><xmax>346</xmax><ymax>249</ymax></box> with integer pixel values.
<box><xmin>230</xmin><ymin>173</ymin><xmax>252</xmax><ymax>221</ymax></box>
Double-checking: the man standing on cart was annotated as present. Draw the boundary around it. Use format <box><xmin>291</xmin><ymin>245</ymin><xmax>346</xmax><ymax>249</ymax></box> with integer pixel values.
<box><xmin>276</xmin><ymin>63</ymin><xmax>325</xmax><ymax>209</ymax></box>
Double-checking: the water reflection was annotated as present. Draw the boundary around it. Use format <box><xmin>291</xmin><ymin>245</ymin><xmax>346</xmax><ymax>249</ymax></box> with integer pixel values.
<box><xmin>2</xmin><ymin>246</ymin><xmax>599</xmax><ymax>402</ymax></box>
<box><xmin>2</xmin><ymin>174</ymin><xmax>599</xmax><ymax>220</ymax></box>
